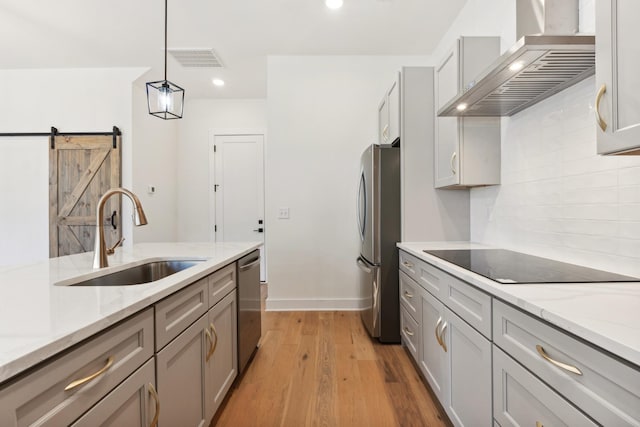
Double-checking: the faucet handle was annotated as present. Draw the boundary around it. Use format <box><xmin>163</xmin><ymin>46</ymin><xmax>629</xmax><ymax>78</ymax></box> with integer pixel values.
<box><xmin>106</xmin><ymin>237</ymin><xmax>125</xmax><ymax>255</ymax></box>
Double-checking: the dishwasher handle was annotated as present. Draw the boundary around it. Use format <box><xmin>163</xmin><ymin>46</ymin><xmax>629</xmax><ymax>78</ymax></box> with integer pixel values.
<box><xmin>239</xmin><ymin>257</ymin><xmax>260</xmax><ymax>271</ymax></box>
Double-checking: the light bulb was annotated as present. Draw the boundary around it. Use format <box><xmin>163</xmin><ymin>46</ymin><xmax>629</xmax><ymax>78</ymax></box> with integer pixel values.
<box><xmin>212</xmin><ymin>79</ymin><xmax>225</xmax><ymax>87</ymax></box>
<box><xmin>158</xmin><ymin>85</ymin><xmax>173</xmax><ymax>112</ymax></box>
<box><xmin>456</xmin><ymin>103</ymin><xmax>468</xmax><ymax>111</ymax></box>
<box><xmin>509</xmin><ymin>61</ymin><xmax>524</xmax><ymax>72</ymax></box>
<box><xmin>325</xmin><ymin>0</ymin><xmax>343</xmax><ymax>10</ymax></box>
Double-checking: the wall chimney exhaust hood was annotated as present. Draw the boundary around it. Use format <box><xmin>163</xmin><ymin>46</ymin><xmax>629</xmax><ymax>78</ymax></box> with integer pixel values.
<box><xmin>438</xmin><ymin>0</ymin><xmax>595</xmax><ymax>117</ymax></box>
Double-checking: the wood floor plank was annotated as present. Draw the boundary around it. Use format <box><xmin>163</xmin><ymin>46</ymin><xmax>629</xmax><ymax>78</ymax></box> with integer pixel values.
<box><xmin>213</xmin><ymin>310</ymin><xmax>449</xmax><ymax>427</ymax></box>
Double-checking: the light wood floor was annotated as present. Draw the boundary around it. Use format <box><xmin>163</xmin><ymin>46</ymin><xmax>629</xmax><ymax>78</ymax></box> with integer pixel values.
<box><xmin>214</xmin><ymin>310</ymin><xmax>450</xmax><ymax>427</ymax></box>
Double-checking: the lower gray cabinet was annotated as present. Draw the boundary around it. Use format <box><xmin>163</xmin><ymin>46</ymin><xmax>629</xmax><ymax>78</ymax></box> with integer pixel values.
<box><xmin>419</xmin><ymin>286</ymin><xmax>448</xmax><ymax>401</ymax></box>
<box><xmin>205</xmin><ymin>291</ymin><xmax>238</xmax><ymax>421</ymax></box>
<box><xmin>71</xmin><ymin>358</ymin><xmax>158</xmax><ymax>427</ymax></box>
<box><xmin>443</xmin><ymin>307</ymin><xmax>492</xmax><ymax>427</ymax></box>
<box><xmin>493</xmin><ymin>346</ymin><xmax>597</xmax><ymax>427</ymax></box>
<box><xmin>156</xmin><ymin>315</ymin><xmax>209</xmax><ymax>427</ymax></box>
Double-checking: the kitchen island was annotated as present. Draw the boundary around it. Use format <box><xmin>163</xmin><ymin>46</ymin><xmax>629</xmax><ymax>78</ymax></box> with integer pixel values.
<box><xmin>0</xmin><ymin>241</ymin><xmax>261</xmax><ymax>384</ymax></box>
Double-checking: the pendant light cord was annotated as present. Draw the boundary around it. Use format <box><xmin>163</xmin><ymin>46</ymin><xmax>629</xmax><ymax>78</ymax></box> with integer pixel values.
<box><xmin>164</xmin><ymin>0</ymin><xmax>168</xmax><ymax>82</ymax></box>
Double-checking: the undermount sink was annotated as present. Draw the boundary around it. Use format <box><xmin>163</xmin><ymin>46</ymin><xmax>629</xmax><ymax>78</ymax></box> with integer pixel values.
<box><xmin>60</xmin><ymin>260</ymin><xmax>205</xmax><ymax>286</ymax></box>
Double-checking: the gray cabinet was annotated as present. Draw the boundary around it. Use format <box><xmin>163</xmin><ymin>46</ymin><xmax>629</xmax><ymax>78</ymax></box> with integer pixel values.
<box><xmin>494</xmin><ymin>300</ymin><xmax>640</xmax><ymax>426</ymax></box>
<box><xmin>596</xmin><ymin>0</ymin><xmax>640</xmax><ymax>155</ymax></box>
<box><xmin>0</xmin><ymin>309</ymin><xmax>154</xmax><ymax>427</ymax></box>
<box><xmin>418</xmin><ymin>284</ymin><xmax>448</xmax><ymax>401</ymax></box>
<box><xmin>156</xmin><ymin>314</ymin><xmax>209</xmax><ymax>427</ymax></box>
<box><xmin>493</xmin><ymin>346</ymin><xmax>597</xmax><ymax>427</ymax></box>
<box><xmin>378</xmin><ymin>73</ymin><xmax>400</xmax><ymax>145</ymax></box>
<box><xmin>205</xmin><ymin>291</ymin><xmax>238</xmax><ymax>421</ymax></box>
<box><xmin>71</xmin><ymin>359</ymin><xmax>158</xmax><ymax>427</ymax></box>
<box><xmin>443</xmin><ymin>307</ymin><xmax>492</xmax><ymax>427</ymax></box>
<box><xmin>435</xmin><ymin>37</ymin><xmax>501</xmax><ymax>188</ymax></box>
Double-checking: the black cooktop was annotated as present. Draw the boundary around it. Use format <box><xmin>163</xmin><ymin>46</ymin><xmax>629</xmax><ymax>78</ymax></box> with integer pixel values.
<box><xmin>422</xmin><ymin>249</ymin><xmax>639</xmax><ymax>284</ymax></box>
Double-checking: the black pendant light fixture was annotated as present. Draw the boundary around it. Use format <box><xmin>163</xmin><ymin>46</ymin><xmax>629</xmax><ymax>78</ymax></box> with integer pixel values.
<box><xmin>146</xmin><ymin>0</ymin><xmax>185</xmax><ymax>120</ymax></box>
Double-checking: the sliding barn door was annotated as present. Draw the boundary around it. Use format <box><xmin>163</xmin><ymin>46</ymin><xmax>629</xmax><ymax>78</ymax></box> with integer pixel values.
<box><xmin>49</xmin><ymin>135</ymin><xmax>121</xmax><ymax>257</ymax></box>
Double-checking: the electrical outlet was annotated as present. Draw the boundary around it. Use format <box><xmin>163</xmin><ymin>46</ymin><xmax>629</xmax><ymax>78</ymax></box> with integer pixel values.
<box><xmin>278</xmin><ymin>207</ymin><xmax>290</xmax><ymax>219</ymax></box>
<box><xmin>147</xmin><ymin>185</ymin><xmax>156</xmax><ymax>195</ymax></box>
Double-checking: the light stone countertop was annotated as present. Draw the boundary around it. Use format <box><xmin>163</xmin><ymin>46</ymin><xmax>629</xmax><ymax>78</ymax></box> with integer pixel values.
<box><xmin>397</xmin><ymin>242</ymin><xmax>640</xmax><ymax>368</ymax></box>
<box><xmin>0</xmin><ymin>242</ymin><xmax>261</xmax><ymax>384</ymax></box>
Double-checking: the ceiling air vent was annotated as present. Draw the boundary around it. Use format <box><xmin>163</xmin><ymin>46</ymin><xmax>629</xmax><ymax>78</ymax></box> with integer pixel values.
<box><xmin>168</xmin><ymin>48</ymin><xmax>224</xmax><ymax>68</ymax></box>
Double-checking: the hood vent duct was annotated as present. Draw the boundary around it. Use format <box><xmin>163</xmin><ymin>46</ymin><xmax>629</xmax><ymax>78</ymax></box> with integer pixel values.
<box><xmin>438</xmin><ymin>0</ymin><xmax>595</xmax><ymax>117</ymax></box>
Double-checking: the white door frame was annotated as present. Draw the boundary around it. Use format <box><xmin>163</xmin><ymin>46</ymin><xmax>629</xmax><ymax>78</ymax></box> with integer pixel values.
<box><xmin>208</xmin><ymin>128</ymin><xmax>267</xmax><ymax>275</ymax></box>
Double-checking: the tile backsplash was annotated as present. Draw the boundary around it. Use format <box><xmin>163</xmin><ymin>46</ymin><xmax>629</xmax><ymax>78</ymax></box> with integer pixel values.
<box><xmin>471</xmin><ymin>76</ymin><xmax>640</xmax><ymax>277</ymax></box>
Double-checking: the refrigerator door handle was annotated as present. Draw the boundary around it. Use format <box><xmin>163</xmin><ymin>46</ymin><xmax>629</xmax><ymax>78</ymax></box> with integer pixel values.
<box><xmin>356</xmin><ymin>256</ymin><xmax>372</xmax><ymax>273</ymax></box>
<box><xmin>356</xmin><ymin>171</ymin><xmax>366</xmax><ymax>242</ymax></box>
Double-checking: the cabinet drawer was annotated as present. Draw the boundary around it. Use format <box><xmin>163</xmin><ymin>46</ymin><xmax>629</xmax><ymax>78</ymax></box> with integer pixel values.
<box><xmin>400</xmin><ymin>306</ymin><xmax>420</xmax><ymax>362</ymax></box>
<box><xmin>399</xmin><ymin>250</ymin><xmax>447</xmax><ymax>300</ymax></box>
<box><xmin>155</xmin><ymin>276</ymin><xmax>208</xmax><ymax>350</ymax></box>
<box><xmin>494</xmin><ymin>300</ymin><xmax>640</xmax><ymax>426</ymax></box>
<box><xmin>71</xmin><ymin>358</ymin><xmax>157</xmax><ymax>427</ymax></box>
<box><xmin>442</xmin><ymin>270</ymin><xmax>492</xmax><ymax>339</ymax></box>
<box><xmin>0</xmin><ymin>308</ymin><xmax>154</xmax><ymax>427</ymax></box>
<box><xmin>493</xmin><ymin>346</ymin><xmax>597</xmax><ymax>427</ymax></box>
<box><xmin>209</xmin><ymin>263</ymin><xmax>236</xmax><ymax>308</ymax></box>
<box><xmin>399</xmin><ymin>270</ymin><xmax>420</xmax><ymax>321</ymax></box>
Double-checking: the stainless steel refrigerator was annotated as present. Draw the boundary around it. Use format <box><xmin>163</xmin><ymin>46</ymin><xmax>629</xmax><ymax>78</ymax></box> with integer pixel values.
<box><xmin>356</xmin><ymin>143</ymin><xmax>400</xmax><ymax>343</ymax></box>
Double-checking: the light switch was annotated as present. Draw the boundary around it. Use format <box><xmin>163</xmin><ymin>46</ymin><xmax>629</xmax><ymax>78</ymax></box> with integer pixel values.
<box><xmin>278</xmin><ymin>207</ymin><xmax>289</xmax><ymax>219</ymax></box>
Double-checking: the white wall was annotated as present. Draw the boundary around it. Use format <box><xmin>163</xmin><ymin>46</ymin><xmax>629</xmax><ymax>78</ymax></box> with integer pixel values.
<box><xmin>131</xmin><ymin>84</ymin><xmax>179</xmax><ymax>243</ymax></box>
<box><xmin>0</xmin><ymin>68</ymin><xmax>146</xmax><ymax>266</ymax></box>
<box><xmin>176</xmin><ymin>99</ymin><xmax>267</xmax><ymax>241</ymax></box>
<box><xmin>430</xmin><ymin>0</ymin><xmax>640</xmax><ymax>276</ymax></box>
<box><xmin>266</xmin><ymin>55</ymin><xmax>430</xmax><ymax>310</ymax></box>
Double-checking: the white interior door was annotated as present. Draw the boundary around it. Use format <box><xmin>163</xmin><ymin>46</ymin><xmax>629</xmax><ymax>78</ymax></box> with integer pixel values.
<box><xmin>212</xmin><ymin>133</ymin><xmax>266</xmax><ymax>281</ymax></box>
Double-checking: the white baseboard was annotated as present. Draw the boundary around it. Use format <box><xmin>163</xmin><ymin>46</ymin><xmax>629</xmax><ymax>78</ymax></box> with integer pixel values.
<box><xmin>265</xmin><ymin>298</ymin><xmax>365</xmax><ymax>311</ymax></box>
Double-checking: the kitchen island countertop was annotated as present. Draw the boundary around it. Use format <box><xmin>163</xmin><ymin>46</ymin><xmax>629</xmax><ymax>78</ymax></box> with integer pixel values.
<box><xmin>398</xmin><ymin>242</ymin><xmax>640</xmax><ymax>368</ymax></box>
<box><xmin>0</xmin><ymin>242</ymin><xmax>261</xmax><ymax>384</ymax></box>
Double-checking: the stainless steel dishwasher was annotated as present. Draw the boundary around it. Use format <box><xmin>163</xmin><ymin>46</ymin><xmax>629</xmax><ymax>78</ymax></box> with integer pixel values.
<box><xmin>237</xmin><ymin>250</ymin><xmax>261</xmax><ymax>373</ymax></box>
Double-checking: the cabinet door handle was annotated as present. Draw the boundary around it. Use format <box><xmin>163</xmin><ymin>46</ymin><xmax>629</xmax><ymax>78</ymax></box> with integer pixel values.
<box><xmin>438</xmin><ymin>322</ymin><xmax>448</xmax><ymax>352</ymax></box>
<box><xmin>64</xmin><ymin>355</ymin><xmax>115</xmax><ymax>391</ymax></box>
<box><xmin>535</xmin><ymin>345</ymin><xmax>583</xmax><ymax>376</ymax></box>
<box><xmin>382</xmin><ymin>124</ymin><xmax>389</xmax><ymax>141</ymax></box>
<box><xmin>595</xmin><ymin>84</ymin><xmax>607</xmax><ymax>132</ymax></box>
<box><xmin>403</xmin><ymin>290</ymin><xmax>413</xmax><ymax>299</ymax></box>
<box><xmin>450</xmin><ymin>152</ymin><xmax>457</xmax><ymax>175</ymax></box>
<box><xmin>205</xmin><ymin>328</ymin><xmax>215</xmax><ymax>362</ymax></box>
<box><xmin>403</xmin><ymin>326</ymin><xmax>414</xmax><ymax>337</ymax></box>
<box><xmin>434</xmin><ymin>317</ymin><xmax>443</xmax><ymax>346</ymax></box>
<box><xmin>148</xmin><ymin>383</ymin><xmax>160</xmax><ymax>427</ymax></box>
<box><xmin>536</xmin><ymin>422</ymin><xmax>543</xmax><ymax>427</ymax></box>
<box><xmin>402</xmin><ymin>260</ymin><xmax>414</xmax><ymax>269</ymax></box>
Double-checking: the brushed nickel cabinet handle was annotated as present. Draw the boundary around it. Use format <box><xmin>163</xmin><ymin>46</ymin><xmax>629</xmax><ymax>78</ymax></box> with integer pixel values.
<box><xmin>403</xmin><ymin>326</ymin><xmax>414</xmax><ymax>337</ymax></box>
<box><xmin>536</xmin><ymin>345</ymin><xmax>583</xmax><ymax>376</ymax></box>
<box><xmin>148</xmin><ymin>383</ymin><xmax>160</xmax><ymax>427</ymax></box>
<box><xmin>65</xmin><ymin>355</ymin><xmax>115</xmax><ymax>391</ymax></box>
<box><xmin>434</xmin><ymin>317</ymin><xmax>443</xmax><ymax>346</ymax></box>
<box><xmin>382</xmin><ymin>124</ymin><xmax>389</xmax><ymax>141</ymax></box>
<box><xmin>595</xmin><ymin>84</ymin><xmax>607</xmax><ymax>132</ymax></box>
<box><xmin>402</xmin><ymin>260</ymin><xmax>414</xmax><ymax>269</ymax></box>
<box><xmin>439</xmin><ymin>322</ymin><xmax>448</xmax><ymax>352</ymax></box>
<box><xmin>403</xmin><ymin>290</ymin><xmax>413</xmax><ymax>299</ymax></box>
<box><xmin>205</xmin><ymin>328</ymin><xmax>215</xmax><ymax>362</ymax></box>
<box><xmin>450</xmin><ymin>152</ymin><xmax>457</xmax><ymax>175</ymax></box>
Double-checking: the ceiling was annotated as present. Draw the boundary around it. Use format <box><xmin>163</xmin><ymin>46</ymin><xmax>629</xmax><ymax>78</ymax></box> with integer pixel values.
<box><xmin>0</xmin><ymin>0</ymin><xmax>467</xmax><ymax>99</ymax></box>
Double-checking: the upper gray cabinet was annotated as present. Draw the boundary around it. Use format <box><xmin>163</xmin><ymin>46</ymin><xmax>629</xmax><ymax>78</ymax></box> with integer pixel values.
<box><xmin>435</xmin><ymin>37</ymin><xmax>501</xmax><ymax>189</ymax></box>
<box><xmin>596</xmin><ymin>0</ymin><xmax>640</xmax><ymax>155</ymax></box>
<box><xmin>378</xmin><ymin>72</ymin><xmax>400</xmax><ymax>145</ymax></box>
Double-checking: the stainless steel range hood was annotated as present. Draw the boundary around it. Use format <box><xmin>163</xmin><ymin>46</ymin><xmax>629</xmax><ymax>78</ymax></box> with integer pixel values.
<box><xmin>438</xmin><ymin>0</ymin><xmax>595</xmax><ymax>117</ymax></box>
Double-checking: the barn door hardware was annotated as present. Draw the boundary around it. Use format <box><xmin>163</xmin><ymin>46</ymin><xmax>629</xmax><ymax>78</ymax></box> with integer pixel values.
<box><xmin>0</xmin><ymin>126</ymin><xmax>122</xmax><ymax>149</ymax></box>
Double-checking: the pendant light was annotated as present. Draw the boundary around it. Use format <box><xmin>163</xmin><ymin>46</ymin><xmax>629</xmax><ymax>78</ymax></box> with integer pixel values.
<box><xmin>146</xmin><ymin>0</ymin><xmax>185</xmax><ymax>119</ymax></box>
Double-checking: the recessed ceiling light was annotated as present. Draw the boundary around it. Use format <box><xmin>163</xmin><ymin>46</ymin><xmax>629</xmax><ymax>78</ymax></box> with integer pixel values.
<box><xmin>325</xmin><ymin>0</ymin><xmax>343</xmax><ymax>10</ymax></box>
<box><xmin>456</xmin><ymin>103</ymin><xmax>467</xmax><ymax>111</ymax></box>
<box><xmin>212</xmin><ymin>78</ymin><xmax>225</xmax><ymax>87</ymax></box>
<box><xmin>509</xmin><ymin>61</ymin><xmax>524</xmax><ymax>72</ymax></box>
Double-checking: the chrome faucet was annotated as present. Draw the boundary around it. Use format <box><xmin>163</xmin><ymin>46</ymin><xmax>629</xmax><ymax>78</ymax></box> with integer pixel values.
<box><xmin>93</xmin><ymin>188</ymin><xmax>148</xmax><ymax>269</ymax></box>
